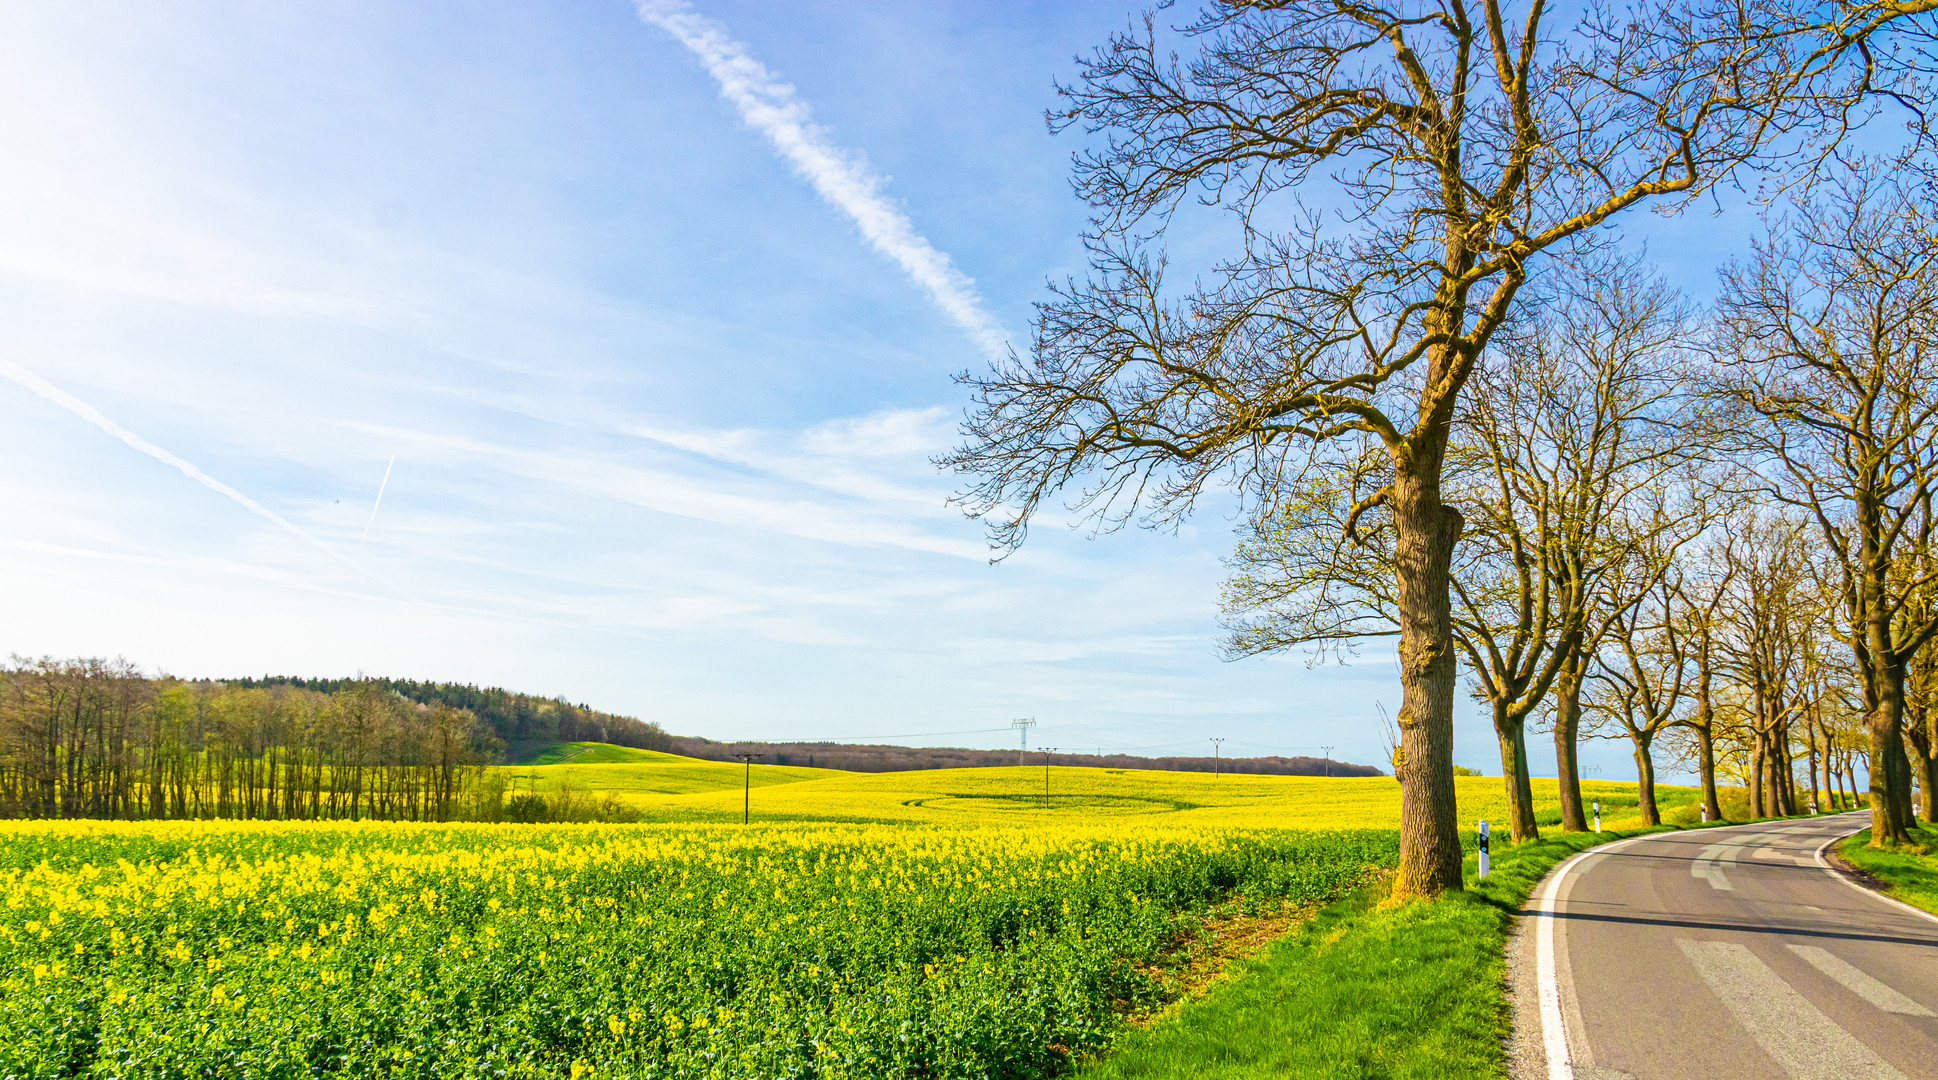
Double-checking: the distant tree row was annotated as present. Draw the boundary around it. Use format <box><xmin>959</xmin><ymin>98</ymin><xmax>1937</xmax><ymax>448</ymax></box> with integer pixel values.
<box><xmin>231</xmin><ymin>675</ymin><xmax>675</xmax><ymax>753</ymax></box>
<box><xmin>0</xmin><ymin>659</ymin><xmax>502</xmax><ymax>821</ymax></box>
<box><xmin>672</xmin><ymin>738</ymin><xmax>1384</xmax><ymax>777</ymax></box>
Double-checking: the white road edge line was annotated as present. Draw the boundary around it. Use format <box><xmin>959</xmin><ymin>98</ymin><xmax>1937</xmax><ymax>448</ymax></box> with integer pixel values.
<box><xmin>1811</xmin><ymin>821</ymin><xmax>1938</xmax><ymax>927</ymax></box>
<box><xmin>1536</xmin><ymin>814</ymin><xmax>1930</xmax><ymax>1080</ymax></box>
<box><xmin>1535</xmin><ymin>831</ymin><xmax>1659</xmax><ymax>1080</ymax></box>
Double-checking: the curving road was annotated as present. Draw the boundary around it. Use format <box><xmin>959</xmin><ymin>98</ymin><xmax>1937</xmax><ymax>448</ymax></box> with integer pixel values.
<box><xmin>1514</xmin><ymin>811</ymin><xmax>1938</xmax><ymax>1080</ymax></box>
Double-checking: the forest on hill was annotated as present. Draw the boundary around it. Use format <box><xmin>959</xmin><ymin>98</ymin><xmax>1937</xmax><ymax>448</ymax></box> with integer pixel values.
<box><xmin>231</xmin><ymin>675</ymin><xmax>677</xmax><ymax>753</ymax></box>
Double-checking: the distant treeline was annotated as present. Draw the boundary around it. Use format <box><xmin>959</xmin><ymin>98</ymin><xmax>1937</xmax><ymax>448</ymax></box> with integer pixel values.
<box><xmin>3</xmin><ymin>655</ymin><xmax>1381</xmax><ymax>821</ymax></box>
<box><xmin>670</xmin><ymin>737</ymin><xmax>1384</xmax><ymax>777</ymax></box>
<box><xmin>1</xmin><ymin>659</ymin><xmax>503</xmax><ymax>821</ymax></box>
<box><xmin>232</xmin><ymin>676</ymin><xmax>676</xmax><ymax>753</ymax></box>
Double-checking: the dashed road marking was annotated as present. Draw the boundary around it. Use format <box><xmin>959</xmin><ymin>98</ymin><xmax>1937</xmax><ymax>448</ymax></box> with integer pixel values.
<box><xmin>1693</xmin><ymin>836</ymin><xmax>1757</xmax><ymax>891</ymax></box>
<box><xmin>1677</xmin><ymin>938</ymin><xmax>1907</xmax><ymax>1079</ymax></box>
<box><xmin>1787</xmin><ymin>945</ymin><xmax>1935</xmax><ymax>1016</ymax></box>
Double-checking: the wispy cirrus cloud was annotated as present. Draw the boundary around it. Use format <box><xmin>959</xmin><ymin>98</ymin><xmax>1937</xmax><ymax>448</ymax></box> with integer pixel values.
<box><xmin>635</xmin><ymin>0</ymin><xmax>1012</xmax><ymax>360</ymax></box>
<box><xmin>0</xmin><ymin>356</ymin><xmax>400</xmax><ymax>595</ymax></box>
<box><xmin>355</xmin><ymin>421</ymin><xmax>987</xmax><ymax>561</ymax></box>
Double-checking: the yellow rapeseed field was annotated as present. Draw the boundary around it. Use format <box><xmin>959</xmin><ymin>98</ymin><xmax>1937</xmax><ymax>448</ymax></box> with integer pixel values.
<box><xmin>1</xmin><ymin>754</ymin><xmax>1690</xmax><ymax>1077</ymax></box>
<box><xmin>499</xmin><ymin>755</ymin><xmax>1691</xmax><ymax>830</ymax></box>
<box><xmin>1</xmin><ymin>817</ymin><xmax>1394</xmax><ymax>1078</ymax></box>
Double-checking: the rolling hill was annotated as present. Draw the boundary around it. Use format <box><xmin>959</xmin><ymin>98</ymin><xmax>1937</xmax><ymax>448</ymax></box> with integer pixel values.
<box><xmin>491</xmin><ymin>742</ymin><xmax>1695</xmax><ymax>830</ymax></box>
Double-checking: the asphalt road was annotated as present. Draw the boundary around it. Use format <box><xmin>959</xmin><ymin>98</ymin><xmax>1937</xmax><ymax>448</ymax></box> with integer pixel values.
<box><xmin>1516</xmin><ymin>811</ymin><xmax>1938</xmax><ymax>1080</ymax></box>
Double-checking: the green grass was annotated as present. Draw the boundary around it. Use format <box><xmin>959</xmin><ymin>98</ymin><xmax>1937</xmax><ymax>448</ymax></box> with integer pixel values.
<box><xmin>496</xmin><ymin>758</ymin><xmax>839</xmax><ymax>802</ymax></box>
<box><xmin>501</xmin><ymin>740</ymin><xmax>686</xmax><ymax>765</ymax></box>
<box><xmin>1839</xmin><ymin>823</ymin><xmax>1938</xmax><ymax>916</ymax></box>
<box><xmin>1081</xmin><ymin>821</ymin><xmax>1744</xmax><ymax>1080</ymax></box>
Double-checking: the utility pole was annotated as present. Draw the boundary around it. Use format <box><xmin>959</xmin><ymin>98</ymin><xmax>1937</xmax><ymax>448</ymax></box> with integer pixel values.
<box><xmin>1041</xmin><ymin>748</ymin><xmax>1058</xmax><ymax>809</ymax></box>
<box><xmin>731</xmin><ymin>752</ymin><xmax>762</xmax><ymax>824</ymax></box>
<box><xmin>1010</xmin><ymin>718</ymin><xmax>1036</xmax><ymax>766</ymax></box>
<box><xmin>1321</xmin><ymin>746</ymin><xmax>1334</xmax><ymax>778</ymax></box>
<box><xmin>1210</xmin><ymin>738</ymin><xmax>1224</xmax><ymax>778</ymax></box>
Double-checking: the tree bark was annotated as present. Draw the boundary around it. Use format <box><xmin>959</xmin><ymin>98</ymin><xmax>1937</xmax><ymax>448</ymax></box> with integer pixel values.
<box><xmin>1633</xmin><ymin>736</ymin><xmax>1659</xmax><ymax>825</ymax></box>
<box><xmin>1868</xmin><ymin>662</ymin><xmax>1917</xmax><ymax>845</ymax></box>
<box><xmin>1805</xmin><ymin>717</ymin><xmax>1822</xmax><ymax>814</ymax></box>
<box><xmin>1495</xmin><ymin>709</ymin><xmax>1539</xmax><ymax>842</ymax></box>
<box><xmin>1904</xmin><ymin>712</ymin><xmax>1935</xmax><ymax>823</ymax></box>
<box><xmin>1917</xmin><ymin>746</ymin><xmax>1936</xmax><ymax>823</ymax></box>
<box><xmin>1697</xmin><ymin>723</ymin><xmax>1723</xmax><ymax>820</ymax></box>
<box><xmin>1773</xmin><ymin>737</ymin><xmax>1796</xmax><ymax>816</ymax></box>
<box><xmin>1553</xmin><ymin>650</ymin><xmax>1590</xmax><ymax>832</ymax></box>
<box><xmin>1390</xmin><ymin>468</ymin><xmax>1465</xmax><ymax>900</ymax></box>
<box><xmin>1829</xmin><ymin>752</ymin><xmax>1844</xmax><ymax>811</ymax></box>
<box><xmin>1751</xmin><ymin>739</ymin><xmax>1767</xmax><ymax>820</ymax></box>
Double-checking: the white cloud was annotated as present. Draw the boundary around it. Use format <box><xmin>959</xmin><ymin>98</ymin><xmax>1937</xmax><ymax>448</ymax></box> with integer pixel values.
<box><xmin>802</xmin><ymin>407</ymin><xmax>953</xmax><ymax>459</ymax></box>
<box><xmin>356</xmin><ymin>422</ymin><xmax>988</xmax><ymax>561</ymax></box>
<box><xmin>0</xmin><ymin>356</ymin><xmax>399</xmax><ymax>594</ymax></box>
<box><xmin>635</xmin><ymin>0</ymin><xmax>1012</xmax><ymax>360</ymax></box>
<box><xmin>632</xmin><ymin>406</ymin><xmax>957</xmax><ymax>509</ymax></box>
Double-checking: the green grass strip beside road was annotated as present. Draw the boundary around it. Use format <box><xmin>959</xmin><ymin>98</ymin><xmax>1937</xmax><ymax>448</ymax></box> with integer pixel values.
<box><xmin>1083</xmin><ymin>822</ymin><xmax>1744</xmax><ymax>1080</ymax></box>
<box><xmin>1839</xmin><ymin>823</ymin><xmax>1938</xmax><ymax>916</ymax></box>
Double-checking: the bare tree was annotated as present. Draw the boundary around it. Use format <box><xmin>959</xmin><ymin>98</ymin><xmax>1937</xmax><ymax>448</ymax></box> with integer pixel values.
<box><xmin>946</xmin><ymin>1</ymin><xmax>1928</xmax><ymax>895</ymax></box>
<box><xmin>1586</xmin><ymin>562</ymin><xmax>1695</xmax><ymax>824</ymax></box>
<box><xmin>1711</xmin><ymin>174</ymin><xmax>1938</xmax><ymax>844</ymax></box>
<box><xmin>1668</xmin><ymin>547</ymin><xmax>1737</xmax><ymax>821</ymax></box>
<box><xmin>1482</xmin><ymin>273</ymin><xmax>1705</xmax><ymax>834</ymax></box>
<box><xmin>1227</xmin><ymin>265</ymin><xmax>1701</xmax><ymax>841</ymax></box>
<box><xmin>1713</xmin><ymin>513</ymin><xmax>1827</xmax><ymax>815</ymax></box>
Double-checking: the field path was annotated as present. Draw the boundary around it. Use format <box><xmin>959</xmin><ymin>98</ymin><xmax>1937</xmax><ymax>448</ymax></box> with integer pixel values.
<box><xmin>1513</xmin><ymin>811</ymin><xmax>1938</xmax><ymax>1079</ymax></box>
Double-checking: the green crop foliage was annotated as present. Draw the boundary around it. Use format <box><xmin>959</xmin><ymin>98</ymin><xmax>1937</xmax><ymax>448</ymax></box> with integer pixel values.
<box><xmin>0</xmin><ymin>819</ymin><xmax>1396</xmax><ymax>1079</ymax></box>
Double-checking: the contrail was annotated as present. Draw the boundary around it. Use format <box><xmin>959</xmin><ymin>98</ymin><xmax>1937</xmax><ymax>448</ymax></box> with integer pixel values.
<box><xmin>360</xmin><ymin>455</ymin><xmax>395</xmax><ymax>548</ymax></box>
<box><xmin>0</xmin><ymin>357</ymin><xmax>400</xmax><ymax>594</ymax></box>
<box><xmin>635</xmin><ymin>0</ymin><xmax>1011</xmax><ymax>360</ymax></box>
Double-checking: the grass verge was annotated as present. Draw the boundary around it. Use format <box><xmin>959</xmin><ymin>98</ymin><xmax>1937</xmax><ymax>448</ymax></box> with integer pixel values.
<box><xmin>1838</xmin><ymin>823</ymin><xmax>1938</xmax><ymax>916</ymax></box>
<box><xmin>1080</xmin><ymin>821</ymin><xmax>1746</xmax><ymax>1080</ymax></box>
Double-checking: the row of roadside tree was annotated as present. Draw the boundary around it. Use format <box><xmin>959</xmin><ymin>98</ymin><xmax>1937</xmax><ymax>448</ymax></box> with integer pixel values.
<box><xmin>945</xmin><ymin>0</ymin><xmax>1938</xmax><ymax>896</ymax></box>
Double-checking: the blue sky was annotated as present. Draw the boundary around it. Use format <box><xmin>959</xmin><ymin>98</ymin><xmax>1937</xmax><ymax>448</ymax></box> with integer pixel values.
<box><xmin>0</xmin><ymin>1</ymin><xmax>1768</xmax><ymax>778</ymax></box>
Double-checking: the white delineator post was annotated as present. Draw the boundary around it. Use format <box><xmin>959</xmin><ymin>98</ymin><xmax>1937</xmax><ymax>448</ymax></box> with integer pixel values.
<box><xmin>1593</xmin><ymin>800</ymin><xmax>1601</xmax><ymax>832</ymax></box>
<box><xmin>1478</xmin><ymin>820</ymin><xmax>1490</xmax><ymax>879</ymax></box>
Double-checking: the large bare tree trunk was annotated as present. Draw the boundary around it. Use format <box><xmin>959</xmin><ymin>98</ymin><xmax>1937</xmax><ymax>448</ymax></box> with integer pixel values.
<box><xmin>1869</xmin><ymin>646</ymin><xmax>1917</xmax><ymax>843</ymax></box>
<box><xmin>1904</xmin><ymin>714</ymin><xmax>1935</xmax><ymax>823</ymax></box>
<box><xmin>1495</xmin><ymin>710</ymin><xmax>1539</xmax><ymax>842</ymax></box>
<box><xmin>1751</xmin><ymin>740</ymin><xmax>1767</xmax><ymax>819</ymax></box>
<box><xmin>1698</xmin><ymin>724</ymin><xmax>1723</xmax><ymax>820</ymax></box>
<box><xmin>1390</xmin><ymin>468</ymin><xmax>1465</xmax><ymax>900</ymax></box>
<box><xmin>1771</xmin><ymin>739</ymin><xmax>1795</xmax><ymax>816</ymax></box>
<box><xmin>1633</xmin><ymin>737</ymin><xmax>1660</xmax><ymax>825</ymax></box>
<box><xmin>1867</xmin><ymin>708</ymin><xmax>1915</xmax><ymax>842</ymax></box>
<box><xmin>1553</xmin><ymin>651</ymin><xmax>1590</xmax><ymax>832</ymax></box>
<box><xmin>1919</xmin><ymin>749</ymin><xmax>1936</xmax><ymax>823</ymax></box>
<box><xmin>1805</xmin><ymin>718</ymin><xmax>1822</xmax><ymax>813</ymax></box>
